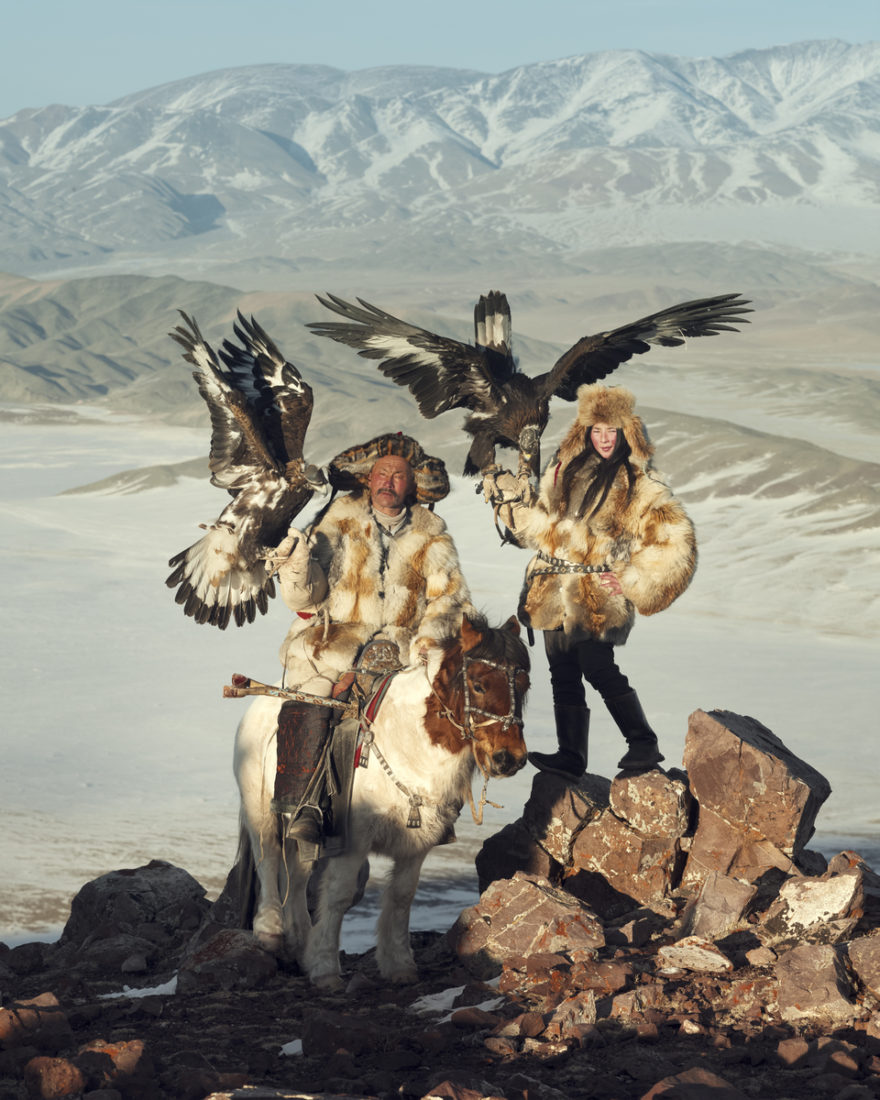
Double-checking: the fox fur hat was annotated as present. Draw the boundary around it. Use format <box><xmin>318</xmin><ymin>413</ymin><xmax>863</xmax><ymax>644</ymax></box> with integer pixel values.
<box><xmin>557</xmin><ymin>384</ymin><xmax>654</xmax><ymax>469</ymax></box>
<box><xmin>328</xmin><ymin>432</ymin><xmax>450</xmax><ymax>503</ymax></box>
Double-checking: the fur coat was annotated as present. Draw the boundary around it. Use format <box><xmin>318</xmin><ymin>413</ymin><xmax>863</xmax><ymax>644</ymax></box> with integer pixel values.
<box><xmin>276</xmin><ymin>491</ymin><xmax>473</xmax><ymax>691</ymax></box>
<box><xmin>493</xmin><ymin>384</ymin><xmax>697</xmax><ymax>647</ymax></box>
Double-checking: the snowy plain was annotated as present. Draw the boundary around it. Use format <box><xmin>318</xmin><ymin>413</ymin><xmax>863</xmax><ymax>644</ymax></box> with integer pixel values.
<box><xmin>1</xmin><ymin>401</ymin><xmax>878</xmax><ymax>951</ymax></box>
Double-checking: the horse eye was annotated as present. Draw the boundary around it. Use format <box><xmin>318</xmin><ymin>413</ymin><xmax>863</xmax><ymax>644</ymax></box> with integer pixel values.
<box><xmin>471</xmin><ymin>679</ymin><xmax>487</xmax><ymax>695</ymax></box>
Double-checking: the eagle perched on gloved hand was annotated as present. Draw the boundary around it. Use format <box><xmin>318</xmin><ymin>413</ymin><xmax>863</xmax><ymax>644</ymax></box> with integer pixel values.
<box><xmin>166</xmin><ymin>311</ymin><xmax>327</xmax><ymax>629</ymax></box>
<box><xmin>307</xmin><ymin>290</ymin><xmax>752</xmax><ymax>484</ymax></box>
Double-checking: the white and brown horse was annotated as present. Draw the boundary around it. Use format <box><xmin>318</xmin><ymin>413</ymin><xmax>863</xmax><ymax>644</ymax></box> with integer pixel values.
<box><xmin>233</xmin><ymin>613</ymin><xmax>529</xmax><ymax>988</ymax></box>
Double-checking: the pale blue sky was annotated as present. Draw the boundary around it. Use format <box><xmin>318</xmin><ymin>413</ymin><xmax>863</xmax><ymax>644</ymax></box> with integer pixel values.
<box><xmin>2</xmin><ymin>0</ymin><xmax>878</xmax><ymax>119</ymax></box>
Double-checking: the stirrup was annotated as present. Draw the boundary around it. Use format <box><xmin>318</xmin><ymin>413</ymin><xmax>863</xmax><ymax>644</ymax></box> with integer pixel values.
<box><xmin>273</xmin><ymin>804</ymin><xmax>324</xmax><ymax>845</ymax></box>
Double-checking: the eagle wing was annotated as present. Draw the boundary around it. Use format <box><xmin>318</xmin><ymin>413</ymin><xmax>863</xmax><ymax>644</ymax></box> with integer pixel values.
<box><xmin>165</xmin><ymin>311</ymin><xmax>320</xmax><ymax>629</ymax></box>
<box><xmin>307</xmin><ymin>293</ymin><xmax>508</xmax><ymax>418</ymax></box>
<box><xmin>537</xmin><ymin>292</ymin><xmax>753</xmax><ymax>402</ymax></box>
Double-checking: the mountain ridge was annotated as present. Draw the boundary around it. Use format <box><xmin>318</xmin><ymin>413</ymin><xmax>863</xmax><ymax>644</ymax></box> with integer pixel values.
<box><xmin>1</xmin><ymin>39</ymin><xmax>879</xmax><ymax>284</ymax></box>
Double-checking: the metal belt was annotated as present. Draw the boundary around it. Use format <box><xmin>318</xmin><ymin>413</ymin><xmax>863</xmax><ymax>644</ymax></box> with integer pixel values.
<box><xmin>530</xmin><ymin>550</ymin><xmax>611</xmax><ymax>576</ymax></box>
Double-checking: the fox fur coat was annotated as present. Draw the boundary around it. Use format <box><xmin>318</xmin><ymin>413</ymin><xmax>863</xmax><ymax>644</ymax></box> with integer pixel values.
<box><xmin>275</xmin><ymin>490</ymin><xmax>473</xmax><ymax>692</ymax></box>
<box><xmin>491</xmin><ymin>384</ymin><xmax>697</xmax><ymax>647</ymax></box>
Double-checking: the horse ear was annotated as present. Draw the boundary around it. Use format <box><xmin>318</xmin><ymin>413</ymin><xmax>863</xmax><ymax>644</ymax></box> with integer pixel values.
<box><xmin>504</xmin><ymin>615</ymin><xmax>521</xmax><ymax>636</ymax></box>
<box><xmin>460</xmin><ymin>614</ymin><xmax>483</xmax><ymax>652</ymax></box>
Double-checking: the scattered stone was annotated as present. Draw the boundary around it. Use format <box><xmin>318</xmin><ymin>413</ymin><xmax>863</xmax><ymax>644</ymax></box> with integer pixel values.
<box><xmin>22</xmin><ymin>1055</ymin><xmax>85</xmax><ymax>1099</ymax></box>
<box><xmin>657</xmin><ymin>936</ymin><xmax>734</xmax><ymax>973</ymax></box>
<box><xmin>760</xmin><ymin>870</ymin><xmax>865</xmax><ymax>946</ymax></box>
<box><xmin>685</xmin><ymin>871</ymin><xmax>757</xmax><ymax>940</ymax></box>
<box><xmin>745</xmin><ymin>945</ymin><xmax>777</xmax><ymax>967</ymax></box>
<box><xmin>74</xmin><ymin>1038</ymin><xmax>156</xmax><ymax>1096</ymax></box>
<box><xmin>641</xmin><ymin>1064</ymin><xmax>750</xmax><ymax>1097</ymax></box>
<box><xmin>176</xmin><ymin>929</ymin><xmax>277</xmax><ymax>993</ymax></box>
<box><xmin>0</xmin><ymin>993</ymin><xmax>71</xmax><ymax>1051</ymax></box>
<box><xmin>4</xmin><ymin>706</ymin><xmax>879</xmax><ymax>1100</ymax></box>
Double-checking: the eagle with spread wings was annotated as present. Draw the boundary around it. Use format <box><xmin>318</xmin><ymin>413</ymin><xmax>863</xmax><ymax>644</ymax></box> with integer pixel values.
<box><xmin>308</xmin><ymin>290</ymin><xmax>752</xmax><ymax>481</ymax></box>
<box><xmin>166</xmin><ymin>311</ymin><xmax>326</xmax><ymax>629</ymax></box>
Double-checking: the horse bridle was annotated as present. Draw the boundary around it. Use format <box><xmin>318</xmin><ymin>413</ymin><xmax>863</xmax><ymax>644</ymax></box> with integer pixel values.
<box><xmin>359</xmin><ymin>651</ymin><xmax>526</xmax><ymax>830</ymax></box>
<box><xmin>460</xmin><ymin>654</ymin><xmax>524</xmax><ymax>738</ymax></box>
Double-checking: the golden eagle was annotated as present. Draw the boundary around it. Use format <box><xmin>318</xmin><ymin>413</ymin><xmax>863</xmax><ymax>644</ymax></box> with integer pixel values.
<box><xmin>308</xmin><ymin>290</ymin><xmax>752</xmax><ymax>481</ymax></box>
<box><xmin>166</xmin><ymin>311</ymin><xmax>326</xmax><ymax>629</ymax></box>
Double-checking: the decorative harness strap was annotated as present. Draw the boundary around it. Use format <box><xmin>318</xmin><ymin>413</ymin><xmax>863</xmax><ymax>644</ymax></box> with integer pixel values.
<box><xmin>531</xmin><ymin>549</ymin><xmax>611</xmax><ymax>576</ymax></box>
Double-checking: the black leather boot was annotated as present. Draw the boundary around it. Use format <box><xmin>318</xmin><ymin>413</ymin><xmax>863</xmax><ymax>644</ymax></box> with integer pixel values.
<box><xmin>271</xmin><ymin>701</ymin><xmax>333</xmax><ymax>843</ymax></box>
<box><xmin>529</xmin><ymin>704</ymin><xmax>589</xmax><ymax>781</ymax></box>
<box><xmin>605</xmin><ymin>691</ymin><xmax>664</xmax><ymax>771</ymax></box>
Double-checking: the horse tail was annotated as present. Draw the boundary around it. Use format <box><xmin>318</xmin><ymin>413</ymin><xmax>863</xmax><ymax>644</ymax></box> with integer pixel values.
<box><xmin>235</xmin><ymin>814</ymin><xmax>258</xmax><ymax>930</ymax></box>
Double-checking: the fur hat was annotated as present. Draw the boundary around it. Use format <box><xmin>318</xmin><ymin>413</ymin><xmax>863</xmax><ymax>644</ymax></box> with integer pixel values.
<box><xmin>557</xmin><ymin>384</ymin><xmax>654</xmax><ymax>468</ymax></box>
<box><xmin>328</xmin><ymin>432</ymin><xmax>450</xmax><ymax>503</ymax></box>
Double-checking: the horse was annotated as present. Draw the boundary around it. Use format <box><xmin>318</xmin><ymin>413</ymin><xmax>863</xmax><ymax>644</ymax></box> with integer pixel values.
<box><xmin>233</xmin><ymin>612</ymin><xmax>530</xmax><ymax>989</ymax></box>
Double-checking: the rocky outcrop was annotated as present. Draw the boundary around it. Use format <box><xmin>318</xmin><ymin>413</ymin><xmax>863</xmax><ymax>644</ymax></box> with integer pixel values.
<box><xmin>2</xmin><ymin>707</ymin><xmax>880</xmax><ymax>1100</ymax></box>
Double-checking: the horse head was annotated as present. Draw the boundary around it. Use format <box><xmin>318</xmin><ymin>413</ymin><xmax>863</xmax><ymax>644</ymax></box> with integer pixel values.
<box><xmin>456</xmin><ymin>613</ymin><xmax>530</xmax><ymax>778</ymax></box>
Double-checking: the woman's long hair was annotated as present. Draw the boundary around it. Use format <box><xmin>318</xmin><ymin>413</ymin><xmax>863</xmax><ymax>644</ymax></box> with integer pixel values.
<box><xmin>560</xmin><ymin>427</ymin><xmax>636</xmax><ymax>519</ymax></box>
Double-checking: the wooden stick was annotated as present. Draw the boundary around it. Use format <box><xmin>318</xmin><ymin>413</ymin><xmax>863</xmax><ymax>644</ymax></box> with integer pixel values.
<box><xmin>222</xmin><ymin>673</ymin><xmax>351</xmax><ymax>709</ymax></box>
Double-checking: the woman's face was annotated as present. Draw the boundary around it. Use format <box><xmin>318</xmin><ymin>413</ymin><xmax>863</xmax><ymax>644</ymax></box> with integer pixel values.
<box><xmin>590</xmin><ymin>422</ymin><xmax>619</xmax><ymax>459</ymax></box>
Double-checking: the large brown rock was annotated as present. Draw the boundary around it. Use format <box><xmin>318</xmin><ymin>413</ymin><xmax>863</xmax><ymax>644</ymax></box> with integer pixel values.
<box><xmin>681</xmin><ymin>804</ymin><xmax>796</xmax><ymax>889</ymax></box>
<box><xmin>59</xmin><ymin>862</ymin><xmax>209</xmax><ymax>950</ymax></box>
<box><xmin>608</xmin><ymin>770</ymin><xmax>692</xmax><ymax>838</ymax></box>
<box><xmin>448</xmin><ymin>872</ymin><xmax>604</xmax><ymax>980</ymax></box>
<box><xmin>681</xmin><ymin>710</ymin><xmax>831</xmax><ymax>890</ymax></box>
<box><xmin>570</xmin><ymin>809</ymin><xmax>684</xmax><ymax>911</ymax></box>
<box><xmin>522</xmin><ymin>772</ymin><xmax>611</xmax><ymax>862</ymax></box>
<box><xmin>847</xmin><ymin>934</ymin><xmax>880</xmax><ymax>1000</ymax></box>
<box><xmin>475</xmin><ymin>772</ymin><xmax>610</xmax><ymax>893</ymax></box>
<box><xmin>684</xmin><ymin>710</ymin><xmax>830</xmax><ymax>854</ymax></box>
<box><xmin>774</xmin><ymin>943</ymin><xmax>857</xmax><ymax>1025</ymax></box>
<box><xmin>474</xmin><ymin>820</ymin><xmax>557</xmax><ymax>894</ymax></box>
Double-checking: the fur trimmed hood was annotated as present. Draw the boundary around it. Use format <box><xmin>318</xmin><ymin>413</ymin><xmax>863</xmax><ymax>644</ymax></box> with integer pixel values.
<box><xmin>557</xmin><ymin>384</ymin><xmax>654</xmax><ymax>470</ymax></box>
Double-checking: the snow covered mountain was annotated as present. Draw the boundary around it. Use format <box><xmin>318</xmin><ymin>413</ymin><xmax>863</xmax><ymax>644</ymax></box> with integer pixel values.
<box><xmin>1</xmin><ymin>40</ymin><xmax>878</xmax><ymax>282</ymax></box>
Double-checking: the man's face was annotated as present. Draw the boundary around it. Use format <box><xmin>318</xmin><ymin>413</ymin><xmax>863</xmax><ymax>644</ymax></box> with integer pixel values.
<box><xmin>369</xmin><ymin>455</ymin><xmax>415</xmax><ymax>516</ymax></box>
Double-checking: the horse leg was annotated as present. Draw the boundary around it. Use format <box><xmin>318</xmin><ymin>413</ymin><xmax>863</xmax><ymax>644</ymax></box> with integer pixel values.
<box><xmin>375</xmin><ymin>852</ymin><xmax>429</xmax><ymax>984</ymax></box>
<box><xmin>234</xmin><ymin>698</ymin><xmax>290</xmax><ymax>956</ymax></box>
<box><xmin>302</xmin><ymin>848</ymin><xmax>369</xmax><ymax>990</ymax></box>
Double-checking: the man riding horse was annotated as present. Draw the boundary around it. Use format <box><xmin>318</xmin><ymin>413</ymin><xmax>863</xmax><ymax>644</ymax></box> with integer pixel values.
<box><xmin>266</xmin><ymin>432</ymin><xmax>475</xmax><ymax>845</ymax></box>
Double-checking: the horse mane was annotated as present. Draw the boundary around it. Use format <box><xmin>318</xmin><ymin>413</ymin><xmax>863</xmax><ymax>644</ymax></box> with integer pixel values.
<box><xmin>423</xmin><ymin>612</ymin><xmax>530</xmax><ymax>753</ymax></box>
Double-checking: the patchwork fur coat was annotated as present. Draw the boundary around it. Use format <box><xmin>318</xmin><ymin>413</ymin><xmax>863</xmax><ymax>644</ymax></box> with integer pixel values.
<box><xmin>492</xmin><ymin>384</ymin><xmax>697</xmax><ymax>647</ymax></box>
<box><xmin>276</xmin><ymin>490</ymin><xmax>473</xmax><ymax>692</ymax></box>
